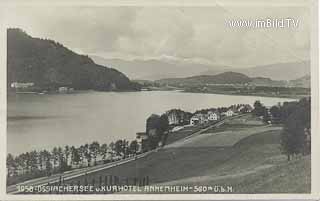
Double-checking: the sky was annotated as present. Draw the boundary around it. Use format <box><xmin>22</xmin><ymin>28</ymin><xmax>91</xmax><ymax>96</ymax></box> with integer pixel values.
<box><xmin>3</xmin><ymin>1</ymin><xmax>311</xmax><ymax>67</ymax></box>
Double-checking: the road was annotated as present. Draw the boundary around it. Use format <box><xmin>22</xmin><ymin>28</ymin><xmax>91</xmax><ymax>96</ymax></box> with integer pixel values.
<box><xmin>7</xmin><ymin>115</ymin><xmax>242</xmax><ymax>194</ymax></box>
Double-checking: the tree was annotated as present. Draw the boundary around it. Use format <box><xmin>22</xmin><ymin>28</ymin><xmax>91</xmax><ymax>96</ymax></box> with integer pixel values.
<box><xmin>57</xmin><ymin>147</ymin><xmax>65</xmax><ymax>171</ymax></box>
<box><xmin>29</xmin><ymin>151</ymin><xmax>39</xmax><ymax>172</ymax></box>
<box><xmin>99</xmin><ymin>143</ymin><xmax>109</xmax><ymax>160</ymax></box>
<box><xmin>78</xmin><ymin>145</ymin><xmax>86</xmax><ymax>166</ymax></box>
<box><xmin>84</xmin><ymin>143</ymin><xmax>92</xmax><ymax>166</ymax></box>
<box><xmin>38</xmin><ymin>150</ymin><xmax>46</xmax><ymax>171</ymax></box>
<box><xmin>280</xmin><ymin>101</ymin><xmax>299</xmax><ymax>123</ymax></box>
<box><xmin>122</xmin><ymin>140</ymin><xmax>129</xmax><ymax>158</ymax></box>
<box><xmin>270</xmin><ymin>105</ymin><xmax>281</xmax><ymax>123</ymax></box>
<box><xmin>64</xmin><ymin>145</ymin><xmax>70</xmax><ymax>166</ymax></box>
<box><xmin>253</xmin><ymin>100</ymin><xmax>265</xmax><ymax>117</ymax></box>
<box><xmin>16</xmin><ymin>154</ymin><xmax>26</xmax><ymax>174</ymax></box>
<box><xmin>129</xmin><ymin>140</ymin><xmax>138</xmax><ymax>155</ymax></box>
<box><xmin>89</xmin><ymin>141</ymin><xmax>100</xmax><ymax>165</ymax></box>
<box><xmin>108</xmin><ymin>142</ymin><xmax>116</xmax><ymax>160</ymax></box>
<box><xmin>281</xmin><ymin>110</ymin><xmax>305</xmax><ymax>160</ymax></box>
<box><xmin>70</xmin><ymin>146</ymin><xmax>81</xmax><ymax>166</ymax></box>
<box><xmin>6</xmin><ymin>154</ymin><xmax>16</xmax><ymax>177</ymax></box>
<box><xmin>280</xmin><ymin>97</ymin><xmax>311</xmax><ymax>160</ymax></box>
<box><xmin>41</xmin><ymin>150</ymin><xmax>52</xmax><ymax>175</ymax></box>
<box><xmin>24</xmin><ymin>152</ymin><xmax>32</xmax><ymax>173</ymax></box>
<box><xmin>158</xmin><ymin>114</ymin><xmax>169</xmax><ymax>134</ymax></box>
<box><xmin>146</xmin><ymin>114</ymin><xmax>161</xmax><ymax>134</ymax></box>
<box><xmin>51</xmin><ymin>147</ymin><xmax>59</xmax><ymax>169</ymax></box>
<box><xmin>262</xmin><ymin>107</ymin><xmax>271</xmax><ymax>123</ymax></box>
<box><xmin>114</xmin><ymin>140</ymin><xmax>124</xmax><ymax>157</ymax></box>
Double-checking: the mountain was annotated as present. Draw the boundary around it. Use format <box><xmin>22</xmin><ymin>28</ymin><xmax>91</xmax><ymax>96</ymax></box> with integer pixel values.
<box><xmin>202</xmin><ymin>61</ymin><xmax>310</xmax><ymax>81</ymax></box>
<box><xmin>156</xmin><ymin>71</ymin><xmax>311</xmax><ymax>89</ymax></box>
<box><xmin>289</xmin><ymin>74</ymin><xmax>311</xmax><ymax>88</ymax></box>
<box><xmin>91</xmin><ymin>56</ymin><xmax>227</xmax><ymax>80</ymax></box>
<box><xmin>156</xmin><ymin>72</ymin><xmax>252</xmax><ymax>85</ymax></box>
<box><xmin>92</xmin><ymin>55</ymin><xmax>310</xmax><ymax>81</ymax></box>
<box><xmin>250</xmin><ymin>77</ymin><xmax>287</xmax><ymax>87</ymax></box>
<box><xmin>7</xmin><ymin>28</ymin><xmax>139</xmax><ymax>91</ymax></box>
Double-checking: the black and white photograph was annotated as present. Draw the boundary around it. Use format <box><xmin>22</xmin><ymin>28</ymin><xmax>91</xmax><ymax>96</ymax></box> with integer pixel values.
<box><xmin>1</xmin><ymin>0</ymin><xmax>318</xmax><ymax>198</ymax></box>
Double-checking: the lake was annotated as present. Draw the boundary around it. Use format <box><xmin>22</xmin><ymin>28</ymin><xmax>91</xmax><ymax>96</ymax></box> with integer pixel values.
<box><xmin>7</xmin><ymin>91</ymin><xmax>296</xmax><ymax>155</ymax></box>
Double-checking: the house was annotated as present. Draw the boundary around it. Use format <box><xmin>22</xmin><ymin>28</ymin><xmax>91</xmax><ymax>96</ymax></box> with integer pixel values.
<box><xmin>208</xmin><ymin>111</ymin><xmax>220</xmax><ymax>121</ymax></box>
<box><xmin>166</xmin><ymin>109</ymin><xmax>192</xmax><ymax>126</ymax></box>
<box><xmin>190</xmin><ymin>113</ymin><xmax>207</xmax><ymax>125</ymax></box>
<box><xmin>167</xmin><ymin>111</ymin><xmax>179</xmax><ymax>125</ymax></box>
<box><xmin>224</xmin><ymin>109</ymin><xmax>234</xmax><ymax>117</ymax></box>
<box><xmin>190</xmin><ymin>116</ymin><xmax>200</xmax><ymax>125</ymax></box>
<box><xmin>58</xmin><ymin>87</ymin><xmax>68</xmax><ymax>93</ymax></box>
<box><xmin>236</xmin><ymin>104</ymin><xmax>253</xmax><ymax>113</ymax></box>
<box><xmin>10</xmin><ymin>82</ymin><xmax>34</xmax><ymax>89</ymax></box>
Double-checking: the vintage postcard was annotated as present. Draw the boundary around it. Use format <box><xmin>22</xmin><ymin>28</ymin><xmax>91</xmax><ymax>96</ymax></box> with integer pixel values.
<box><xmin>0</xmin><ymin>0</ymin><xmax>319</xmax><ymax>200</ymax></box>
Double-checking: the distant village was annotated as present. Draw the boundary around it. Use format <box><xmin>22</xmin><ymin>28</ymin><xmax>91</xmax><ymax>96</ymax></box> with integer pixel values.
<box><xmin>135</xmin><ymin>104</ymin><xmax>253</xmax><ymax>153</ymax></box>
<box><xmin>10</xmin><ymin>82</ymin><xmax>74</xmax><ymax>94</ymax></box>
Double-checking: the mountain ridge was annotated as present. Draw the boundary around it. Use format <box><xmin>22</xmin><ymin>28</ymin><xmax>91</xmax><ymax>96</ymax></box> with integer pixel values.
<box><xmin>155</xmin><ymin>71</ymin><xmax>310</xmax><ymax>88</ymax></box>
<box><xmin>92</xmin><ymin>55</ymin><xmax>310</xmax><ymax>81</ymax></box>
<box><xmin>7</xmin><ymin>28</ymin><xmax>140</xmax><ymax>92</ymax></box>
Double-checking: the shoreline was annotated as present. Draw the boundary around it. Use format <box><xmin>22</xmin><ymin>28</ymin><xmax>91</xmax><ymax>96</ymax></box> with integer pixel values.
<box><xmin>6</xmin><ymin>115</ymin><xmax>243</xmax><ymax>192</ymax></box>
<box><xmin>181</xmin><ymin>90</ymin><xmax>307</xmax><ymax>99</ymax></box>
<box><xmin>8</xmin><ymin>88</ymin><xmax>308</xmax><ymax>100</ymax></box>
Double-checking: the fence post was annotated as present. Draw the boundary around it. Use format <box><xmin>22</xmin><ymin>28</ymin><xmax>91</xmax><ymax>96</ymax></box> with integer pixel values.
<box><xmin>77</xmin><ymin>180</ymin><xmax>81</xmax><ymax>194</ymax></box>
<box><xmin>105</xmin><ymin>175</ymin><xmax>108</xmax><ymax>185</ymax></box>
<box><xmin>110</xmin><ymin>175</ymin><xmax>113</xmax><ymax>185</ymax></box>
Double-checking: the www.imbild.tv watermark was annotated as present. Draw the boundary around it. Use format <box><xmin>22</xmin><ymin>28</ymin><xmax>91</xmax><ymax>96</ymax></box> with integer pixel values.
<box><xmin>227</xmin><ymin>18</ymin><xmax>299</xmax><ymax>29</ymax></box>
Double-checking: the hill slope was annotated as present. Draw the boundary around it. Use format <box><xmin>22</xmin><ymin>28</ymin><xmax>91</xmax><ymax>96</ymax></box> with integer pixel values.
<box><xmin>156</xmin><ymin>72</ymin><xmax>311</xmax><ymax>89</ymax></box>
<box><xmin>202</xmin><ymin>61</ymin><xmax>310</xmax><ymax>81</ymax></box>
<box><xmin>156</xmin><ymin>72</ymin><xmax>253</xmax><ymax>85</ymax></box>
<box><xmin>92</xmin><ymin>55</ymin><xmax>310</xmax><ymax>81</ymax></box>
<box><xmin>289</xmin><ymin>74</ymin><xmax>311</xmax><ymax>88</ymax></box>
<box><xmin>91</xmin><ymin>56</ymin><xmax>227</xmax><ymax>80</ymax></box>
<box><xmin>7</xmin><ymin>28</ymin><xmax>139</xmax><ymax>91</ymax></box>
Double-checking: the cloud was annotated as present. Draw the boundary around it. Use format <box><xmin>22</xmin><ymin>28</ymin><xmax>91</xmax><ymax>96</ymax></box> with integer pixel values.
<box><xmin>4</xmin><ymin>4</ymin><xmax>311</xmax><ymax>67</ymax></box>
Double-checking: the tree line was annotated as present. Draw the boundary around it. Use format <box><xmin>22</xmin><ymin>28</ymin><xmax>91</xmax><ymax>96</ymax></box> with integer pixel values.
<box><xmin>252</xmin><ymin>97</ymin><xmax>311</xmax><ymax>160</ymax></box>
<box><xmin>7</xmin><ymin>139</ymin><xmax>139</xmax><ymax>184</ymax></box>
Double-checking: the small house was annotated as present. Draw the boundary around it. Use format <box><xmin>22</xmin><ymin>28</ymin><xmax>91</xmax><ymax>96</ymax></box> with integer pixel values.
<box><xmin>208</xmin><ymin>111</ymin><xmax>220</xmax><ymax>121</ymax></box>
<box><xmin>10</xmin><ymin>82</ymin><xmax>34</xmax><ymax>89</ymax></box>
<box><xmin>190</xmin><ymin>116</ymin><xmax>200</xmax><ymax>125</ymax></box>
<box><xmin>225</xmin><ymin>109</ymin><xmax>234</xmax><ymax>117</ymax></box>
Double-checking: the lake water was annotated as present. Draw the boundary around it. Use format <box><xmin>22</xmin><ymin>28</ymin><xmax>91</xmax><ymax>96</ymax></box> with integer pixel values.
<box><xmin>7</xmin><ymin>91</ymin><xmax>296</xmax><ymax>155</ymax></box>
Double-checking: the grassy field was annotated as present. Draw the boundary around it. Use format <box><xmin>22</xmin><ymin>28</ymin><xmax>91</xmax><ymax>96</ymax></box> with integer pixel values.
<box><xmin>202</xmin><ymin>115</ymin><xmax>264</xmax><ymax>134</ymax></box>
<box><xmin>165</xmin><ymin>123</ymin><xmax>210</xmax><ymax>145</ymax></box>
<box><xmin>167</xmin><ymin>126</ymin><xmax>281</xmax><ymax>148</ymax></box>
<box><xmin>60</xmin><ymin>117</ymin><xmax>310</xmax><ymax>194</ymax></box>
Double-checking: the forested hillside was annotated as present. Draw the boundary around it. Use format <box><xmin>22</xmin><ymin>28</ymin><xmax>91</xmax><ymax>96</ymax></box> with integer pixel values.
<box><xmin>7</xmin><ymin>28</ymin><xmax>140</xmax><ymax>92</ymax></box>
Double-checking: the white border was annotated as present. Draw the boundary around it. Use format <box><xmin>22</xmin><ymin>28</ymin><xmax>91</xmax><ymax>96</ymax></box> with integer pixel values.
<box><xmin>0</xmin><ymin>0</ymin><xmax>319</xmax><ymax>200</ymax></box>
